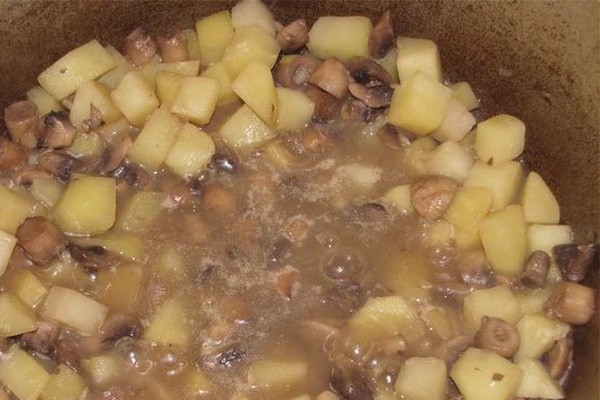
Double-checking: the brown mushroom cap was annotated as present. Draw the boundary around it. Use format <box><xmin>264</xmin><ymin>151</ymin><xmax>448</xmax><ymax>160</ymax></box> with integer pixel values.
<box><xmin>344</xmin><ymin>57</ymin><xmax>391</xmax><ymax>86</ymax></box>
<box><xmin>369</xmin><ymin>11</ymin><xmax>395</xmax><ymax>59</ymax></box>
<box><xmin>123</xmin><ymin>27</ymin><xmax>157</xmax><ymax>66</ymax></box>
<box><xmin>553</xmin><ymin>243</ymin><xmax>597</xmax><ymax>282</ymax></box>
<box><xmin>544</xmin><ymin>281</ymin><xmax>595</xmax><ymax>325</ymax></box>
<box><xmin>37</xmin><ymin>150</ymin><xmax>81</xmax><ymax>180</ymax></box>
<box><xmin>274</xmin><ymin>55</ymin><xmax>321</xmax><ymax>89</ymax></box>
<box><xmin>16</xmin><ymin>216</ymin><xmax>67</xmax><ymax>265</ymax></box>
<box><xmin>20</xmin><ymin>320</ymin><xmax>60</xmax><ymax>354</ymax></box>
<box><xmin>41</xmin><ymin>111</ymin><xmax>77</xmax><ymax>149</ymax></box>
<box><xmin>308</xmin><ymin>58</ymin><xmax>350</xmax><ymax>100</ymax></box>
<box><xmin>475</xmin><ymin>316</ymin><xmax>520</xmax><ymax>358</ymax></box>
<box><xmin>544</xmin><ymin>337</ymin><xmax>573</xmax><ymax>379</ymax></box>
<box><xmin>410</xmin><ymin>175</ymin><xmax>459</xmax><ymax>221</ymax></box>
<box><xmin>521</xmin><ymin>250</ymin><xmax>551</xmax><ymax>287</ymax></box>
<box><xmin>276</xmin><ymin>19</ymin><xmax>309</xmax><ymax>53</ymax></box>
<box><xmin>305</xmin><ymin>87</ymin><xmax>341</xmax><ymax>123</ymax></box>
<box><xmin>4</xmin><ymin>100</ymin><xmax>39</xmax><ymax>149</ymax></box>
<box><xmin>0</xmin><ymin>137</ymin><xmax>28</xmax><ymax>170</ymax></box>
<box><xmin>156</xmin><ymin>31</ymin><xmax>189</xmax><ymax>63</ymax></box>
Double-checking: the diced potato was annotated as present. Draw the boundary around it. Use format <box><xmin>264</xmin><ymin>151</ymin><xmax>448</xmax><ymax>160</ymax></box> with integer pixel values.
<box><xmin>0</xmin><ymin>292</ymin><xmax>37</xmax><ymax>337</ymax></box>
<box><xmin>153</xmin><ymin>244</ymin><xmax>188</xmax><ymax>281</ymax></box>
<box><xmin>138</xmin><ymin>56</ymin><xmax>161</xmax><ymax>89</ymax></box>
<box><xmin>289</xmin><ymin>396</ymin><xmax>311</xmax><ymax>400</ymax></box>
<box><xmin>127</xmin><ymin>107</ymin><xmax>183</xmax><ymax>170</ymax></box>
<box><xmin>450</xmin><ymin>81</ymin><xmax>480</xmax><ymax>111</ymax></box>
<box><xmin>387</xmin><ymin>71</ymin><xmax>453</xmax><ymax>136</ymax></box>
<box><xmin>83</xmin><ymin>355</ymin><xmax>123</xmax><ymax>389</ymax></box>
<box><xmin>431</xmin><ymin>98</ymin><xmax>476</xmax><ymax>142</ymax></box>
<box><xmin>520</xmin><ymin>171</ymin><xmax>560</xmax><ymax>224</ymax></box>
<box><xmin>248</xmin><ymin>360</ymin><xmax>308</xmax><ymax>388</ymax></box>
<box><xmin>425</xmin><ymin>140</ymin><xmax>474</xmax><ymax>182</ymax></box>
<box><xmin>38</xmin><ymin>259</ymin><xmax>89</xmax><ymax>292</ymax></box>
<box><xmin>40</xmin><ymin>364</ymin><xmax>87</xmax><ymax>400</ymax></box>
<box><xmin>463</xmin><ymin>285</ymin><xmax>520</xmax><ymax>331</ymax></box>
<box><xmin>276</xmin><ymin>87</ymin><xmax>314</xmax><ymax>131</ymax></box>
<box><xmin>232</xmin><ymin>62</ymin><xmax>277</xmax><ymax>125</ymax></box>
<box><xmin>98</xmin><ymin>45</ymin><xmax>133</xmax><ymax>90</ymax></box>
<box><xmin>382</xmin><ymin>184</ymin><xmax>413</xmax><ymax>213</ymax></box>
<box><xmin>111</xmin><ymin>70</ymin><xmax>159</xmax><ymax>126</ymax></box>
<box><xmin>41</xmin><ymin>286</ymin><xmax>108</xmax><ymax>335</ymax></box>
<box><xmin>479</xmin><ymin>205</ymin><xmax>528</xmax><ymax>276</ymax></box>
<box><xmin>156</xmin><ymin>60</ymin><xmax>201</xmax><ymax>76</ymax></box>
<box><xmin>0</xmin><ymin>231</ymin><xmax>17</xmax><ymax>278</ymax></box>
<box><xmin>26</xmin><ymin>86</ymin><xmax>62</xmax><ymax>115</ymax></box>
<box><xmin>0</xmin><ymin>186</ymin><xmax>34</xmax><ymax>234</ymax></box>
<box><xmin>96</xmin><ymin>263</ymin><xmax>143</xmax><ymax>314</ymax></box>
<box><xmin>445</xmin><ymin>186</ymin><xmax>493</xmax><ymax>234</ymax></box>
<box><xmin>221</xmin><ymin>25</ymin><xmax>279</xmax><ymax>78</ymax></box>
<box><xmin>381</xmin><ymin>252</ymin><xmax>432</xmax><ymax>303</ymax></box>
<box><xmin>349</xmin><ymin>295</ymin><xmax>427</xmax><ymax>345</ymax></box>
<box><xmin>220</xmin><ymin>104</ymin><xmax>277</xmax><ymax>152</ymax></box>
<box><xmin>307</xmin><ymin>16</ymin><xmax>372</xmax><ymax>60</ymax></box>
<box><xmin>74</xmin><ymin>232</ymin><xmax>145</xmax><ymax>262</ymax></box>
<box><xmin>475</xmin><ymin>114</ymin><xmax>525</xmax><ymax>165</ymax></box>
<box><xmin>396</xmin><ymin>37</ymin><xmax>443</xmax><ymax>82</ymax></box>
<box><xmin>181</xmin><ymin>28</ymin><xmax>201</xmax><ymax>60</ymax></box>
<box><xmin>196</xmin><ymin>10</ymin><xmax>235</xmax><ymax>66</ymax></box>
<box><xmin>171</xmin><ymin>76</ymin><xmax>220</xmax><ymax>125</ymax></box>
<box><xmin>65</xmin><ymin>132</ymin><xmax>104</xmax><ymax>160</ymax></box>
<box><xmin>53</xmin><ymin>175</ymin><xmax>116</xmax><ymax>235</ymax></box>
<box><xmin>403</xmin><ymin>136</ymin><xmax>437</xmax><ymax>175</ymax></box>
<box><xmin>0</xmin><ymin>345</ymin><xmax>51</xmax><ymax>400</ymax></box>
<box><xmin>70</xmin><ymin>80</ymin><xmax>122</xmax><ymax>129</ymax></box>
<box><xmin>516</xmin><ymin>358</ymin><xmax>564</xmax><ymax>399</ymax></box>
<box><xmin>334</xmin><ymin>163</ymin><xmax>381</xmax><ymax>194</ymax></box>
<box><xmin>178</xmin><ymin>366</ymin><xmax>213</xmax><ymax>396</ymax></box>
<box><xmin>454</xmin><ymin>226</ymin><xmax>481</xmax><ymax>250</ymax></box>
<box><xmin>395</xmin><ymin>357</ymin><xmax>447</xmax><ymax>400</ymax></box>
<box><xmin>231</xmin><ymin>0</ymin><xmax>276</xmax><ymax>36</ymax></box>
<box><xmin>464</xmin><ymin>161</ymin><xmax>524</xmax><ymax>210</ymax></box>
<box><xmin>201</xmin><ymin>62</ymin><xmax>238</xmax><ymax>104</ymax></box>
<box><xmin>450</xmin><ymin>347</ymin><xmax>523</xmax><ymax>400</ymax></box>
<box><xmin>118</xmin><ymin>191</ymin><xmax>165</xmax><ymax>231</ymax></box>
<box><xmin>421</xmin><ymin>306</ymin><xmax>460</xmax><ymax>340</ymax></box>
<box><xmin>165</xmin><ymin>123</ymin><xmax>216</xmax><ymax>177</ymax></box>
<box><xmin>264</xmin><ymin>140</ymin><xmax>297</xmax><ymax>170</ymax></box>
<box><xmin>515</xmin><ymin>288</ymin><xmax>551</xmax><ymax>317</ymax></box>
<box><xmin>424</xmin><ymin>219</ymin><xmax>455</xmax><ymax>246</ymax></box>
<box><xmin>156</xmin><ymin>71</ymin><xmax>186</xmax><ymax>105</ymax></box>
<box><xmin>9</xmin><ymin>269</ymin><xmax>47</xmax><ymax>309</ymax></box>
<box><xmin>527</xmin><ymin>224</ymin><xmax>573</xmax><ymax>256</ymax></box>
<box><xmin>144</xmin><ymin>297</ymin><xmax>189</xmax><ymax>347</ymax></box>
<box><xmin>377</xmin><ymin>48</ymin><xmax>399</xmax><ymax>84</ymax></box>
<box><xmin>514</xmin><ymin>314</ymin><xmax>570</xmax><ymax>362</ymax></box>
<box><xmin>38</xmin><ymin>40</ymin><xmax>116</xmax><ymax>100</ymax></box>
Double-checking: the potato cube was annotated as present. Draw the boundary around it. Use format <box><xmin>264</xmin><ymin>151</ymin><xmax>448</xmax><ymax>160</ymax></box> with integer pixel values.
<box><xmin>445</xmin><ymin>186</ymin><xmax>493</xmax><ymax>234</ymax></box>
<box><xmin>231</xmin><ymin>0</ymin><xmax>276</xmax><ymax>36</ymax></box>
<box><xmin>516</xmin><ymin>358</ymin><xmax>564</xmax><ymax>399</ymax></box>
<box><xmin>382</xmin><ymin>184</ymin><xmax>413</xmax><ymax>214</ymax></box>
<box><xmin>9</xmin><ymin>269</ymin><xmax>47</xmax><ymax>309</ymax></box>
<box><xmin>232</xmin><ymin>62</ymin><xmax>277</xmax><ymax>125</ymax></box>
<box><xmin>527</xmin><ymin>224</ymin><xmax>573</xmax><ymax>256</ymax></box>
<box><xmin>26</xmin><ymin>86</ymin><xmax>62</xmax><ymax>115</ymax></box>
<box><xmin>307</xmin><ymin>16</ymin><xmax>372</xmax><ymax>60</ymax></box>
<box><xmin>40</xmin><ymin>364</ymin><xmax>86</xmax><ymax>400</ymax></box>
<box><xmin>111</xmin><ymin>70</ymin><xmax>159</xmax><ymax>126</ymax></box>
<box><xmin>0</xmin><ymin>345</ymin><xmax>51</xmax><ymax>400</ymax></box>
<box><xmin>378</xmin><ymin>48</ymin><xmax>399</xmax><ymax>84</ymax></box>
<box><xmin>144</xmin><ymin>298</ymin><xmax>189</xmax><ymax>347</ymax></box>
<box><xmin>196</xmin><ymin>10</ymin><xmax>235</xmax><ymax>66</ymax></box>
<box><xmin>220</xmin><ymin>104</ymin><xmax>277</xmax><ymax>152</ymax></box>
<box><xmin>264</xmin><ymin>140</ymin><xmax>297</xmax><ymax>170</ymax></box>
<box><xmin>454</xmin><ymin>226</ymin><xmax>481</xmax><ymax>250</ymax></box>
<box><xmin>396</xmin><ymin>37</ymin><xmax>443</xmax><ymax>82</ymax></box>
<box><xmin>463</xmin><ymin>285</ymin><xmax>520</xmax><ymax>331</ymax></box>
<box><xmin>181</xmin><ymin>28</ymin><xmax>201</xmax><ymax>60</ymax></box>
<box><xmin>96</xmin><ymin>263</ymin><xmax>143</xmax><ymax>314</ymax></box>
<box><xmin>464</xmin><ymin>160</ymin><xmax>523</xmax><ymax>210</ymax></box>
<box><xmin>0</xmin><ymin>292</ymin><xmax>37</xmax><ymax>337</ymax></box>
<box><xmin>137</xmin><ymin>56</ymin><xmax>161</xmax><ymax>89</ymax></box>
<box><xmin>171</xmin><ymin>76</ymin><xmax>220</xmax><ymax>125</ymax></box>
<box><xmin>156</xmin><ymin>60</ymin><xmax>200</xmax><ymax>76</ymax></box>
<box><xmin>248</xmin><ymin>360</ymin><xmax>308</xmax><ymax>388</ymax></box>
<box><xmin>83</xmin><ymin>355</ymin><xmax>123</xmax><ymax>389</ymax></box>
<box><xmin>156</xmin><ymin>71</ymin><xmax>186</xmax><ymax>106</ymax></box>
<box><xmin>70</xmin><ymin>80</ymin><xmax>122</xmax><ymax>129</ymax></box>
<box><xmin>479</xmin><ymin>205</ymin><xmax>528</xmax><ymax>276</ymax></box>
<box><xmin>53</xmin><ymin>175</ymin><xmax>116</xmax><ymax>235</ymax></box>
<box><xmin>475</xmin><ymin>114</ymin><xmax>525</xmax><ymax>165</ymax></box>
<box><xmin>0</xmin><ymin>231</ymin><xmax>17</xmax><ymax>278</ymax></box>
<box><xmin>514</xmin><ymin>313</ymin><xmax>570</xmax><ymax>362</ymax></box>
<box><xmin>515</xmin><ymin>288</ymin><xmax>551</xmax><ymax>317</ymax></box>
<box><xmin>65</xmin><ymin>132</ymin><xmax>104</xmax><ymax>160</ymax></box>
<box><xmin>74</xmin><ymin>232</ymin><xmax>144</xmax><ymax>262</ymax></box>
<box><xmin>127</xmin><ymin>107</ymin><xmax>182</xmax><ymax>170</ymax></box>
<box><xmin>222</xmin><ymin>25</ymin><xmax>280</xmax><ymax>78</ymax></box>
<box><xmin>431</xmin><ymin>98</ymin><xmax>476</xmax><ymax>142</ymax></box>
<box><xmin>0</xmin><ymin>186</ymin><xmax>34</xmax><ymax>234</ymax></box>
<box><xmin>38</xmin><ymin>40</ymin><xmax>115</xmax><ymax>100</ymax></box>
<box><xmin>178</xmin><ymin>366</ymin><xmax>213</xmax><ymax>396</ymax></box>
<box><xmin>395</xmin><ymin>357</ymin><xmax>447</xmax><ymax>400</ymax></box>
<box><xmin>425</xmin><ymin>140</ymin><xmax>474</xmax><ymax>182</ymax></box>
<box><xmin>387</xmin><ymin>71</ymin><xmax>453</xmax><ymax>135</ymax></box>
<box><xmin>276</xmin><ymin>88</ymin><xmax>314</xmax><ymax>132</ymax></box>
<box><xmin>421</xmin><ymin>307</ymin><xmax>460</xmax><ymax>340</ymax></box>
<box><xmin>152</xmin><ymin>244</ymin><xmax>188</xmax><ymax>281</ymax></box>
<box><xmin>450</xmin><ymin>81</ymin><xmax>480</xmax><ymax>111</ymax></box>
<box><xmin>118</xmin><ymin>191</ymin><xmax>165</xmax><ymax>231</ymax></box>
<box><xmin>201</xmin><ymin>62</ymin><xmax>238</xmax><ymax>104</ymax></box>
<box><xmin>42</xmin><ymin>286</ymin><xmax>108</xmax><ymax>335</ymax></box>
<box><xmin>29</xmin><ymin>178</ymin><xmax>64</xmax><ymax>209</ymax></box>
<box><xmin>165</xmin><ymin>123</ymin><xmax>216</xmax><ymax>177</ymax></box>
<box><xmin>520</xmin><ymin>171</ymin><xmax>560</xmax><ymax>224</ymax></box>
<box><xmin>381</xmin><ymin>252</ymin><xmax>432</xmax><ymax>303</ymax></box>
<box><xmin>98</xmin><ymin>46</ymin><xmax>133</xmax><ymax>90</ymax></box>
<box><xmin>450</xmin><ymin>347</ymin><xmax>522</xmax><ymax>400</ymax></box>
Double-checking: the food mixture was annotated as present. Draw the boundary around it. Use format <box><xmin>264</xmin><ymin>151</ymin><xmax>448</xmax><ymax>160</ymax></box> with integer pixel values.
<box><xmin>0</xmin><ymin>1</ymin><xmax>596</xmax><ymax>400</ymax></box>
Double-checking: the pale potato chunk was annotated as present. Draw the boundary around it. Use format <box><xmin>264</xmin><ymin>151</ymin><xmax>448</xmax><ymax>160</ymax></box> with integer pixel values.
<box><xmin>0</xmin><ymin>345</ymin><xmax>51</xmax><ymax>400</ymax></box>
<box><xmin>445</xmin><ymin>186</ymin><xmax>492</xmax><ymax>234</ymax></box>
<box><xmin>381</xmin><ymin>252</ymin><xmax>432</xmax><ymax>303</ymax></box>
<box><xmin>83</xmin><ymin>355</ymin><xmax>123</xmax><ymax>389</ymax></box>
<box><xmin>144</xmin><ymin>297</ymin><xmax>190</xmax><ymax>347</ymax></box>
<box><xmin>425</xmin><ymin>140</ymin><xmax>474</xmax><ymax>182</ymax></box>
<box><xmin>396</xmin><ymin>37</ymin><xmax>443</xmax><ymax>82</ymax></box>
<box><xmin>96</xmin><ymin>263</ymin><xmax>143</xmax><ymax>314</ymax></box>
<box><xmin>165</xmin><ymin>123</ymin><xmax>216</xmax><ymax>177</ymax></box>
<box><xmin>516</xmin><ymin>359</ymin><xmax>564</xmax><ymax>399</ymax></box>
<box><xmin>479</xmin><ymin>205</ymin><xmax>528</xmax><ymax>276</ymax></box>
<box><xmin>521</xmin><ymin>171</ymin><xmax>560</xmax><ymax>224</ymax></box>
<box><xmin>454</xmin><ymin>226</ymin><xmax>481</xmax><ymax>250</ymax></box>
<box><xmin>38</xmin><ymin>40</ymin><xmax>115</xmax><ymax>100</ymax></box>
<box><xmin>70</xmin><ymin>80</ymin><xmax>122</xmax><ymax>129</ymax></box>
<box><xmin>395</xmin><ymin>357</ymin><xmax>447</xmax><ymax>400</ymax></box>
<box><xmin>475</xmin><ymin>114</ymin><xmax>525</xmax><ymax>165</ymax></box>
<box><xmin>29</xmin><ymin>178</ymin><xmax>64</xmax><ymax>209</ymax></box>
<box><xmin>156</xmin><ymin>60</ymin><xmax>200</xmax><ymax>76</ymax></box>
<box><xmin>464</xmin><ymin>160</ymin><xmax>523</xmax><ymax>210</ymax></box>
<box><xmin>232</xmin><ymin>62</ymin><xmax>278</xmax><ymax>125</ymax></box>
<box><xmin>40</xmin><ymin>364</ymin><xmax>86</xmax><ymax>400</ymax></box>
<box><xmin>98</xmin><ymin>46</ymin><xmax>133</xmax><ymax>90</ymax></box>
<box><xmin>515</xmin><ymin>288</ymin><xmax>552</xmax><ymax>317</ymax></box>
<box><xmin>276</xmin><ymin>87</ymin><xmax>314</xmax><ymax>132</ymax></box>
<box><xmin>42</xmin><ymin>286</ymin><xmax>108</xmax><ymax>335</ymax></box>
<box><xmin>196</xmin><ymin>10</ymin><xmax>235</xmax><ymax>66</ymax></box>
<box><xmin>117</xmin><ymin>191</ymin><xmax>165</xmax><ymax>232</ymax></box>
<box><xmin>248</xmin><ymin>360</ymin><xmax>308</xmax><ymax>388</ymax></box>
<box><xmin>431</xmin><ymin>98</ymin><xmax>476</xmax><ymax>142</ymax></box>
<box><xmin>307</xmin><ymin>16</ymin><xmax>372</xmax><ymax>60</ymax></box>
<box><xmin>26</xmin><ymin>86</ymin><xmax>62</xmax><ymax>115</ymax></box>
<box><xmin>75</xmin><ymin>232</ymin><xmax>144</xmax><ymax>262</ymax></box>
<box><xmin>450</xmin><ymin>81</ymin><xmax>480</xmax><ymax>111</ymax></box>
<box><xmin>180</xmin><ymin>28</ymin><xmax>201</xmax><ymax>60</ymax></box>
<box><xmin>9</xmin><ymin>269</ymin><xmax>48</xmax><ymax>309</ymax></box>
<box><xmin>127</xmin><ymin>107</ymin><xmax>183</xmax><ymax>170</ymax></box>
<box><xmin>171</xmin><ymin>76</ymin><xmax>219</xmax><ymax>125</ymax></box>
<box><xmin>231</xmin><ymin>0</ymin><xmax>276</xmax><ymax>36</ymax></box>
<box><xmin>514</xmin><ymin>314</ymin><xmax>570</xmax><ymax>361</ymax></box>
<box><xmin>53</xmin><ymin>175</ymin><xmax>116</xmax><ymax>235</ymax></box>
<box><xmin>219</xmin><ymin>104</ymin><xmax>277</xmax><ymax>152</ymax></box>
<box><xmin>201</xmin><ymin>62</ymin><xmax>238</xmax><ymax>104</ymax></box>
<box><xmin>111</xmin><ymin>70</ymin><xmax>159</xmax><ymax>126</ymax></box>
<box><xmin>222</xmin><ymin>25</ymin><xmax>280</xmax><ymax>78</ymax></box>
<box><xmin>0</xmin><ymin>231</ymin><xmax>17</xmax><ymax>278</ymax></box>
<box><xmin>451</xmin><ymin>347</ymin><xmax>523</xmax><ymax>400</ymax></box>
<box><xmin>387</xmin><ymin>71</ymin><xmax>453</xmax><ymax>135</ymax></box>
<box><xmin>0</xmin><ymin>292</ymin><xmax>37</xmax><ymax>337</ymax></box>
<box><xmin>382</xmin><ymin>184</ymin><xmax>413</xmax><ymax>213</ymax></box>
<box><xmin>463</xmin><ymin>285</ymin><xmax>520</xmax><ymax>331</ymax></box>
<box><xmin>527</xmin><ymin>224</ymin><xmax>573</xmax><ymax>255</ymax></box>
<box><xmin>155</xmin><ymin>71</ymin><xmax>185</xmax><ymax>105</ymax></box>
<box><xmin>0</xmin><ymin>186</ymin><xmax>34</xmax><ymax>234</ymax></box>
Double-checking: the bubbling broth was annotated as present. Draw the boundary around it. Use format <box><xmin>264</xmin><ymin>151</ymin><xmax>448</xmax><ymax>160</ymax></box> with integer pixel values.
<box><xmin>0</xmin><ymin>1</ymin><xmax>596</xmax><ymax>400</ymax></box>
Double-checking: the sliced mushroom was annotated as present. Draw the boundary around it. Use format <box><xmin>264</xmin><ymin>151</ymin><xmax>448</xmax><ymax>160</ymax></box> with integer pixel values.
<box><xmin>376</xmin><ymin>123</ymin><xmax>416</xmax><ymax>148</ymax></box>
<box><xmin>4</xmin><ymin>100</ymin><xmax>39</xmax><ymax>149</ymax></box>
<box><xmin>16</xmin><ymin>216</ymin><xmax>67</xmax><ymax>265</ymax></box>
<box><xmin>40</xmin><ymin>111</ymin><xmax>77</xmax><ymax>148</ymax></box>
<box><xmin>309</xmin><ymin>58</ymin><xmax>350</xmax><ymax>99</ymax></box>
<box><xmin>544</xmin><ymin>281</ymin><xmax>595</xmax><ymax>325</ymax></box>
<box><xmin>369</xmin><ymin>11</ymin><xmax>395</xmax><ymax>59</ymax></box>
<box><xmin>344</xmin><ymin>57</ymin><xmax>391</xmax><ymax>86</ymax></box>
<box><xmin>454</xmin><ymin>250</ymin><xmax>492</xmax><ymax>287</ymax></box>
<box><xmin>340</xmin><ymin>99</ymin><xmax>379</xmax><ymax>123</ymax></box>
<box><xmin>112</xmin><ymin>162</ymin><xmax>154</xmax><ymax>190</ymax></box>
<box><xmin>274</xmin><ymin>55</ymin><xmax>321</xmax><ymax>89</ymax></box>
<box><xmin>432</xmin><ymin>279</ymin><xmax>473</xmax><ymax>300</ymax></box>
<box><xmin>544</xmin><ymin>337</ymin><xmax>573</xmax><ymax>379</ymax></box>
<box><xmin>67</xmin><ymin>243</ymin><xmax>121</xmax><ymax>269</ymax></box>
<box><xmin>306</xmin><ymin>87</ymin><xmax>341</xmax><ymax>123</ymax></box>
<box><xmin>521</xmin><ymin>250</ymin><xmax>551</xmax><ymax>287</ymax></box>
<box><xmin>20</xmin><ymin>320</ymin><xmax>60</xmax><ymax>354</ymax></box>
<box><xmin>553</xmin><ymin>242</ymin><xmax>597</xmax><ymax>282</ymax></box>
<box><xmin>123</xmin><ymin>27</ymin><xmax>157</xmax><ymax>66</ymax></box>
<box><xmin>330</xmin><ymin>355</ymin><xmax>374</xmax><ymax>400</ymax></box>
<box><xmin>81</xmin><ymin>314</ymin><xmax>142</xmax><ymax>353</ymax></box>
<box><xmin>82</xmin><ymin>105</ymin><xmax>103</xmax><ymax>133</ymax></box>
<box><xmin>410</xmin><ymin>176</ymin><xmax>459</xmax><ymax>221</ymax></box>
<box><xmin>347</xmin><ymin>83</ymin><xmax>393</xmax><ymax>108</ymax></box>
<box><xmin>433</xmin><ymin>334</ymin><xmax>474</xmax><ymax>365</ymax></box>
<box><xmin>14</xmin><ymin>167</ymin><xmax>54</xmax><ymax>186</ymax></box>
<box><xmin>37</xmin><ymin>150</ymin><xmax>81</xmax><ymax>180</ymax></box>
<box><xmin>209</xmin><ymin>149</ymin><xmax>238</xmax><ymax>174</ymax></box>
<box><xmin>475</xmin><ymin>316</ymin><xmax>520</xmax><ymax>358</ymax></box>
<box><xmin>99</xmin><ymin>135</ymin><xmax>132</xmax><ymax>174</ymax></box>
<box><xmin>0</xmin><ymin>137</ymin><xmax>28</xmax><ymax>170</ymax></box>
<box><xmin>276</xmin><ymin>19</ymin><xmax>309</xmax><ymax>53</ymax></box>
<box><xmin>156</xmin><ymin>31</ymin><xmax>189</xmax><ymax>62</ymax></box>
<box><xmin>53</xmin><ymin>329</ymin><xmax>84</xmax><ymax>371</ymax></box>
